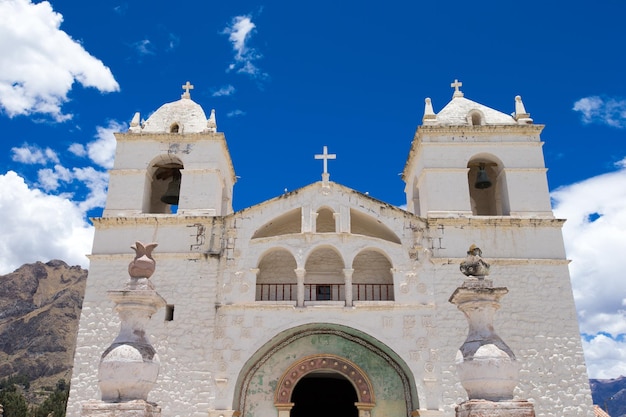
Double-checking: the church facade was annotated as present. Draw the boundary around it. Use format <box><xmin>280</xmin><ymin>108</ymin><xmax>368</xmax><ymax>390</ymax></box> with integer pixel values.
<box><xmin>66</xmin><ymin>82</ymin><xmax>594</xmax><ymax>417</ymax></box>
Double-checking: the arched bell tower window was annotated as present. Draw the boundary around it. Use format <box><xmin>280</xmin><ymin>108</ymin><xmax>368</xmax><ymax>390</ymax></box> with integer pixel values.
<box><xmin>170</xmin><ymin>123</ymin><xmax>180</xmax><ymax>133</ymax></box>
<box><xmin>467</xmin><ymin>156</ymin><xmax>509</xmax><ymax>216</ymax></box>
<box><xmin>144</xmin><ymin>156</ymin><xmax>184</xmax><ymax>214</ymax></box>
<box><xmin>467</xmin><ymin>110</ymin><xmax>485</xmax><ymax>126</ymax></box>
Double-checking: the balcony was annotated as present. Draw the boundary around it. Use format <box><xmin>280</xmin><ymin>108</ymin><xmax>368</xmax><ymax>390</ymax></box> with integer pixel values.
<box><xmin>256</xmin><ymin>283</ymin><xmax>394</xmax><ymax>302</ymax></box>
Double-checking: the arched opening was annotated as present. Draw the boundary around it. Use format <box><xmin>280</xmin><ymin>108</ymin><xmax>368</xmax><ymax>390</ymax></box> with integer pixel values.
<box><xmin>305</xmin><ymin>247</ymin><xmax>344</xmax><ymax>301</ymax></box>
<box><xmin>291</xmin><ymin>373</ymin><xmax>358</xmax><ymax>417</ymax></box>
<box><xmin>234</xmin><ymin>324</ymin><xmax>419</xmax><ymax>417</ymax></box>
<box><xmin>252</xmin><ymin>208</ymin><xmax>302</xmax><ymax>239</ymax></box>
<box><xmin>256</xmin><ymin>249</ymin><xmax>297</xmax><ymax>301</ymax></box>
<box><xmin>350</xmin><ymin>209</ymin><xmax>401</xmax><ymax>244</ymax></box>
<box><xmin>467</xmin><ymin>156</ymin><xmax>509</xmax><ymax>216</ymax></box>
<box><xmin>316</xmin><ymin>207</ymin><xmax>336</xmax><ymax>233</ymax></box>
<box><xmin>144</xmin><ymin>156</ymin><xmax>184</xmax><ymax>214</ymax></box>
<box><xmin>170</xmin><ymin>123</ymin><xmax>180</xmax><ymax>133</ymax></box>
<box><xmin>352</xmin><ymin>250</ymin><xmax>394</xmax><ymax>301</ymax></box>
<box><xmin>468</xmin><ymin>110</ymin><xmax>484</xmax><ymax>126</ymax></box>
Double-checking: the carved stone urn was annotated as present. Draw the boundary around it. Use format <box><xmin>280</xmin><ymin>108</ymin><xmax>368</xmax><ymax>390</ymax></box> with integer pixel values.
<box><xmin>449</xmin><ymin>245</ymin><xmax>519</xmax><ymax>402</ymax></box>
<box><xmin>98</xmin><ymin>242</ymin><xmax>166</xmax><ymax>402</ymax></box>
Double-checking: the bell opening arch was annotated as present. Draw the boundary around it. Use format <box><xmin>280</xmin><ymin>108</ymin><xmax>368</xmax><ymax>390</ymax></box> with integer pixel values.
<box><xmin>144</xmin><ymin>154</ymin><xmax>184</xmax><ymax>214</ymax></box>
<box><xmin>467</xmin><ymin>153</ymin><xmax>509</xmax><ymax>216</ymax></box>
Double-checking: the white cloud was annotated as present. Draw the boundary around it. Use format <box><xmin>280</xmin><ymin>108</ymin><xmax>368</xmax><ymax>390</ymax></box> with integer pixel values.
<box><xmin>12</xmin><ymin>144</ymin><xmax>59</xmax><ymax>165</ymax></box>
<box><xmin>73</xmin><ymin>166</ymin><xmax>109</xmax><ymax>212</ymax></box>
<box><xmin>68</xmin><ymin>142</ymin><xmax>87</xmax><ymax>157</ymax></box>
<box><xmin>71</xmin><ymin>120</ymin><xmax>123</xmax><ymax>169</ymax></box>
<box><xmin>227</xmin><ymin>109</ymin><xmax>246</xmax><ymax>117</ymax></box>
<box><xmin>213</xmin><ymin>85</ymin><xmax>236</xmax><ymax>97</ymax></box>
<box><xmin>167</xmin><ymin>33</ymin><xmax>180</xmax><ymax>51</ymax></box>
<box><xmin>37</xmin><ymin>164</ymin><xmax>73</xmax><ymax>191</ymax></box>
<box><xmin>132</xmin><ymin>39</ymin><xmax>156</xmax><ymax>56</ymax></box>
<box><xmin>552</xmin><ymin>159</ymin><xmax>626</xmax><ymax>377</ymax></box>
<box><xmin>222</xmin><ymin>15</ymin><xmax>266</xmax><ymax>79</ymax></box>
<box><xmin>0</xmin><ymin>0</ymin><xmax>119</xmax><ymax>121</ymax></box>
<box><xmin>87</xmin><ymin>121</ymin><xmax>123</xmax><ymax>168</ymax></box>
<box><xmin>0</xmin><ymin>171</ymin><xmax>93</xmax><ymax>275</ymax></box>
<box><xmin>582</xmin><ymin>335</ymin><xmax>626</xmax><ymax>379</ymax></box>
<box><xmin>573</xmin><ymin>96</ymin><xmax>626</xmax><ymax>128</ymax></box>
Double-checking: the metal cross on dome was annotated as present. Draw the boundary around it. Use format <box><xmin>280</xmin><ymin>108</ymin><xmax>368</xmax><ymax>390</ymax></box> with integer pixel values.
<box><xmin>181</xmin><ymin>81</ymin><xmax>194</xmax><ymax>99</ymax></box>
<box><xmin>315</xmin><ymin>146</ymin><xmax>336</xmax><ymax>184</ymax></box>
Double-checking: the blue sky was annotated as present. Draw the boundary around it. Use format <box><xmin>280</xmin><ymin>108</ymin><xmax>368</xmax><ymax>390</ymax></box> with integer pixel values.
<box><xmin>1</xmin><ymin>0</ymin><xmax>626</xmax><ymax>380</ymax></box>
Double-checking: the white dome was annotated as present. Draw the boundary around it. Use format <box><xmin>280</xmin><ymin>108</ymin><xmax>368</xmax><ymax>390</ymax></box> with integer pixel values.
<box><xmin>142</xmin><ymin>98</ymin><xmax>209</xmax><ymax>133</ymax></box>
<box><xmin>436</xmin><ymin>96</ymin><xmax>516</xmax><ymax>125</ymax></box>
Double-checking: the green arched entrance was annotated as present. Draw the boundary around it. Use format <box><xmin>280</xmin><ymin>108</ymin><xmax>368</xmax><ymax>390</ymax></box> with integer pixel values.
<box><xmin>234</xmin><ymin>324</ymin><xmax>418</xmax><ymax>417</ymax></box>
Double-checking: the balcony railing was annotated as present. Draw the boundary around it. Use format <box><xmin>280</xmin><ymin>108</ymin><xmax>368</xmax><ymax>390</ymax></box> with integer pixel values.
<box><xmin>256</xmin><ymin>283</ymin><xmax>394</xmax><ymax>302</ymax></box>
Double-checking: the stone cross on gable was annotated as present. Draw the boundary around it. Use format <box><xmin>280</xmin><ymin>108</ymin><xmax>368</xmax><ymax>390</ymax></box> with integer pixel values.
<box><xmin>451</xmin><ymin>79</ymin><xmax>464</xmax><ymax>98</ymax></box>
<box><xmin>181</xmin><ymin>81</ymin><xmax>194</xmax><ymax>99</ymax></box>
<box><xmin>315</xmin><ymin>146</ymin><xmax>336</xmax><ymax>183</ymax></box>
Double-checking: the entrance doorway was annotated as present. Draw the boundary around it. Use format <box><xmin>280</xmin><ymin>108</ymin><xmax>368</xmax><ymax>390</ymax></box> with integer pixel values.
<box><xmin>291</xmin><ymin>372</ymin><xmax>358</xmax><ymax>417</ymax></box>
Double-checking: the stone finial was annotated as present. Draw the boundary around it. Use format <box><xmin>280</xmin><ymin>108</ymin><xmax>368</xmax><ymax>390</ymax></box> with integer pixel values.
<box><xmin>207</xmin><ymin>109</ymin><xmax>217</xmax><ymax>132</ymax></box>
<box><xmin>128</xmin><ymin>242</ymin><xmax>158</xmax><ymax>279</ymax></box>
<box><xmin>514</xmin><ymin>95</ymin><xmax>533</xmax><ymax>124</ymax></box>
<box><xmin>460</xmin><ymin>244</ymin><xmax>490</xmax><ymax>279</ymax></box>
<box><xmin>449</xmin><ymin>277</ymin><xmax>520</xmax><ymax>403</ymax></box>
<box><xmin>423</xmin><ymin>97</ymin><xmax>437</xmax><ymax>123</ymax></box>
<box><xmin>451</xmin><ymin>79</ymin><xmax>464</xmax><ymax>98</ymax></box>
<box><xmin>129</xmin><ymin>112</ymin><xmax>142</xmax><ymax>133</ymax></box>
<box><xmin>181</xmin><ymin>81</ymin><xmax>194</xmax><ymax>99</ymax></box>
<box><xmin>98</xmin><ymin>242</ymin><xmax>166</xmax><ymax>403</ymax></box>
<box><xmin>130</xmin><ymin>112</ymin><xmax>140</xmax><ymax>127</ymax></box>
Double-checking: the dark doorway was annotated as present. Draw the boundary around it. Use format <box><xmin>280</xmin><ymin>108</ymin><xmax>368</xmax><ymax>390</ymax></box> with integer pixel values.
<box><xmin>290</xmin><ymin>372</ymin><xmax>358</xmax><ymax>417</ymax></box>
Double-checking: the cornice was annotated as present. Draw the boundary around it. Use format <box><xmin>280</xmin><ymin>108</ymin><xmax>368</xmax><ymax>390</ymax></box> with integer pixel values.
<box><xmin>429</xmin><ymin>257</ymin><xmax>570</xmax><ymax>266</ymax></box>
<box><xmin>417</xmin><ymin>124</ymin><xmax>545</xmax><ymax>135</ymax></box>
<box><xmin>425</xmin><ymin>216</ymin><xmax>565</xmax><ymax>228</ymax></box>
<box><xmin>92</xmin><ymin>215</ymin><xmax>222</xmax><ymax>228</ymax></box>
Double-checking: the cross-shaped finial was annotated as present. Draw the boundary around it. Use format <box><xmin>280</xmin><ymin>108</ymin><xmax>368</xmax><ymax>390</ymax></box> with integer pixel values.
<box><xmin>181</xmin><ymin>81</ymin><xmax>194</xmax><ymax>99</ymax></box>
<box><xmin>451</xmin><ymin>79</ymin><xmax>463</xmax><ymax>98</ymax></box>
<box><xmin>314</xmin><ymin>146</ymin><xmax>336</xmax><ymax>183</ymax></box>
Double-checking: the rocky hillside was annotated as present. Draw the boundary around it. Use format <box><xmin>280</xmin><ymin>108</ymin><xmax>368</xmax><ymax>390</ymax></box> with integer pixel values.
<box><xmin>591</xmin><ymin>376</ymin><xmax>626</xmax><ymax>417</ymax></box>
<box><xmin>0</xmin><ymin>260</ymin><xmax>87</xmax><ymax>393</ymax></box>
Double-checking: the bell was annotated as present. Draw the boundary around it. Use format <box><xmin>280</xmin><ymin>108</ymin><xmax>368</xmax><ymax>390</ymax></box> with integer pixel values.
<box><xmin>160</xmin><ymin>177</ymin><xmax>181</xmax><ymax>205</ymax></box>
<box><xmin>474</xmin><ymin>165</ymin><xmax>492</xmax><ymax>189</ymax></box>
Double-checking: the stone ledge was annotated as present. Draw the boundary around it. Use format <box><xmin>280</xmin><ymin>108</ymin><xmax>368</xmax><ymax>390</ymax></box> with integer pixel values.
<box><xmin>456</xmin><ymin>400</ymin><xmax>535</xmax><ymax>417</ymax></box>
<box><xmin>81</xmin><ymin>400</ymin><xmax>161</xmax><ymax>417</ymax></box>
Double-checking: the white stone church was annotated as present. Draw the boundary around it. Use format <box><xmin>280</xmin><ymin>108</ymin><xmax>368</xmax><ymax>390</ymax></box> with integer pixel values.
<box><xmin>66</xmin><ymin>81</ymin><xmax>594</xmax><ymax>417</ymax></box>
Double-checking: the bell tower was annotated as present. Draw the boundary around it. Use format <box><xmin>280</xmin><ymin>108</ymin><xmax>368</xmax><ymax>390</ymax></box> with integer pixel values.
<box><xmin>103</xmin><ymin>81</ymin><xmax>236</xmax><ymax>217</ymax></box>
<box><xmin>403</xmin><ymin>80</ymin><xmax>552</xmax><ymax>219</ymax></box>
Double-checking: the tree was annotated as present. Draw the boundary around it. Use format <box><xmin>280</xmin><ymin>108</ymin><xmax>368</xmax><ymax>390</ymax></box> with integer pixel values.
<box><xmin>0</xmin><ymin>387</ymin><xmax>28</xmax><ymax>417</ymax></box>
<box><xmin>31</xmin><ymin>379</ymin><xmax>69</xmax><ymax>417</ymax></box>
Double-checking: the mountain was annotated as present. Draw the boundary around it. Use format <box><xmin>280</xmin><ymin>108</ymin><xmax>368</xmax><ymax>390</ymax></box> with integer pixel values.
<box><xmin>0</xmin><ymin>260</ymin><xmax>87</xmax><ymax>396</ymax></box>
<box><xmin>591</xmin><ymin>376</ymin><xmax>626</xmax><ymax>417</ymax></box>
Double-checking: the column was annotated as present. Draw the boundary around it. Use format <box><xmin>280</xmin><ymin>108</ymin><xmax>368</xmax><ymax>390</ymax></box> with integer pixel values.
<box><xmin>343</xmin><ymin>268</ymin><xmax>354</xmax><ymax>306</ymax></box>
<box><xmin>295</xmin><ymin>268</ymin><xmax>306</xmax><ymax>307</ymax></box>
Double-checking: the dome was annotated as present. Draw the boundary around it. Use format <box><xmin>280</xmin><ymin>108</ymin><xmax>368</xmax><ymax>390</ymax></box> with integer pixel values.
<box><xmin>435</xmin><ymin>96</ymin><xmax>517</xmax><ymax>126</ymax></box>
<box><xmin>141</xmin><ymin>97</ymin><xmax>209</xmax><ymax>133</ymax></box>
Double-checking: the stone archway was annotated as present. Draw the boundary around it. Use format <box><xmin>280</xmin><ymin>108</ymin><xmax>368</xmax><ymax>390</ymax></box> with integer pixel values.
<box><xmin>234</xmin><ymin>325</ymin><xmax>419</xmax><ymax>417</ymax></box>
<box><xmin>274</xmin><ymin>355</ymin><xmax>375</xmax><ymax>417</ymax></box>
